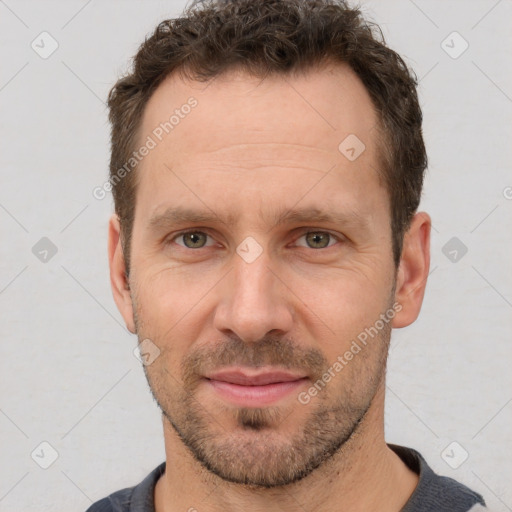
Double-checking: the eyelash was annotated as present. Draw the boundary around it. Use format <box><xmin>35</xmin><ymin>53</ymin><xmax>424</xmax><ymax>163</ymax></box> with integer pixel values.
<box><xmin>168</xmin><ymin>229</ymin><xmax>344</xmax><ymax>250</ymax></box>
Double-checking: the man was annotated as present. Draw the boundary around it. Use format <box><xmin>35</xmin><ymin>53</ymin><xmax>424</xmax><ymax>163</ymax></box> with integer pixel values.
<box><xmin>88</xmin><ymin>0</ymin><xmax>488</xmax><ymax>510</ymax></box>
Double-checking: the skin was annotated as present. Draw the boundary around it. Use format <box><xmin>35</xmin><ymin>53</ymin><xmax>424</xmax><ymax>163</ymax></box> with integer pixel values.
<box><xmin>108</xmin><ymin>62</ymin><xmax>431</xmax><ymax>512</ymax></box>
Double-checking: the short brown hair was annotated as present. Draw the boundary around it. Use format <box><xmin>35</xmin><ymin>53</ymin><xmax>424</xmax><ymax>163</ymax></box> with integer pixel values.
<box><xmin>107</xmin><ymin>0</ymin><xmax>427</xmax><ymax>273</ymax></box>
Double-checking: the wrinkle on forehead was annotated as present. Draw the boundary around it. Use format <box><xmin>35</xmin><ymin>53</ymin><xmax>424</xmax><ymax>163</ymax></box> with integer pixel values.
<box><xmin>165</xmin><ymin>142</ymin><xmax>339</xmax><ymax>178</ymax></box>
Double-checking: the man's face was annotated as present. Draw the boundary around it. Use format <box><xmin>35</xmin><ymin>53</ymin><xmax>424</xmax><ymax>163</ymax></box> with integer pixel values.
<box><xmin>125</xmin><ymin>63</ymin><xmax>398</xmax><ymax>487</ymax></box>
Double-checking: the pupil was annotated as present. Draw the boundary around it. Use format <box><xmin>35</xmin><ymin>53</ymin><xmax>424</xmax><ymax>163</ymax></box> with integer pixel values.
<box><xmin>186</xmin><ymin>232</ymin><xmax>204</xmax><ymax>247</ymax></box>
<box><xmin>307</xmin><ymin>232</ymin><xmax>329</xmax><ymax>248</ymax></box>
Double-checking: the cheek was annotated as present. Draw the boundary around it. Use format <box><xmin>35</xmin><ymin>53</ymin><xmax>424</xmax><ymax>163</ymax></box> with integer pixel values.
<box><xmin>136</xmin><ymin>265</ymin><xmax>206</xmax><ymax>313</ymax></box>
<box><xmin>289</xmin><ymin>273</ymin><xmax>392</xmax><ymax>365</ymax></box>
<box><xmin>133</xmin><ymin>267</ymin><xmax>216</xmax><ymax>349</ymax></box>
<box><xmin>295</xmin><ymin>265</ymin><xmax>387</xmax><ymax>318</ymax></box>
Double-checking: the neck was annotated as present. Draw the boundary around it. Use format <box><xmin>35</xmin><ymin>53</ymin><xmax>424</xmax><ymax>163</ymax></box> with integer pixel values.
<box><xmin>155</xmin><ymin>381</ymin><xmax>418</xmax><ymax>512</ymax></box>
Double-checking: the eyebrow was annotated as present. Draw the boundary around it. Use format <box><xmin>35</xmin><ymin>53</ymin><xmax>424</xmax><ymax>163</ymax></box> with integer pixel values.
<box><xmin>148</xmin><ymin>207</ymin><xmax>236</xmax><ymax>230</ymax></box>
<box><xmin>271</xmin><ymin>207</ymin><xmax>370</xmax><ymax>232</ymax></box>
<box><xmin>148</xmin><ymin>205</ymin><xmax>370</xmax><ymax>232</ymax></box>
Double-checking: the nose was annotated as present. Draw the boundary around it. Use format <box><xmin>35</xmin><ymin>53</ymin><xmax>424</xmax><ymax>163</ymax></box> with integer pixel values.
<box><xmin>213</xmin><ymin>249</ymin><xmax>294</xmax><ymax>343</ymax></box>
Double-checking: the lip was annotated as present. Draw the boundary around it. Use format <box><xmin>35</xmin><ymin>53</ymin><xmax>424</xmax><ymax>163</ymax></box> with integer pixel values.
<box><xmin>203</xmin><ymin>368</ymin><xmax>308</xmax><ymax>407</ymax></box>
<box><xmin>204</xmin><ymin>369</ymin><xmax>307</xmax><ymax>386</ymax></box>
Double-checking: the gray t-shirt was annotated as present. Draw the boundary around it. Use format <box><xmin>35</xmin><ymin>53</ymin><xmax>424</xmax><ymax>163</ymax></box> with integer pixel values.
<box><xmin>86</xmin><ymin>444</ymin><xmax>486</xmax><ymax>512</ymax></box>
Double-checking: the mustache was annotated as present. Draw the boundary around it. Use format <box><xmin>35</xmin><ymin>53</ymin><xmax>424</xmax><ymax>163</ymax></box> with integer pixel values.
<box><xmin>179</xmin><ymin>334</ymin><xmax>329</xmax><ymax>387</ymax></box>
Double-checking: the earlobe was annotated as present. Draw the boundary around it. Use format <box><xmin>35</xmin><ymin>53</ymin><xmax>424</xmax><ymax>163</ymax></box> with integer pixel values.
<box><xmin>108</xmin><ymin>214</ymin><xmax>136</xmax><ymax>333</ymax></box>
<box><xmin>392</xmin><ymin>212</ymin><xmax>431</xmax><ymax>329</ymax></box>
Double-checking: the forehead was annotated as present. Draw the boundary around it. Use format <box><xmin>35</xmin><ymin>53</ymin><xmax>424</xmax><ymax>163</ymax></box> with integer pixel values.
<box><xmin>140</xmin><ymin>62</ymin><xmax>378</xmax><ymax>156</ymax></box>
<box><xmin>134</xmin><ymin>62</ymin><xmax>384</xmax><ymax>222</ymax></box>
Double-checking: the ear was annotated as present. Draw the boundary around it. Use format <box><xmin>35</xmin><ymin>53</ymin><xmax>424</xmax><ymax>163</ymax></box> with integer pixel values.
<box><xmin>392</xmin><ymin>211</ymin><xmax>431</xmax><ymax>328</ymax></box>
<box><xmin>108</xmin><ymin>214</ymin><xmax>136</xmax><ymax>333</ymax></box>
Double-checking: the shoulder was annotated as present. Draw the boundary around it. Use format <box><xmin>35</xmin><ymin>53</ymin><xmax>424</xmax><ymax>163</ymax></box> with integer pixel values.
<box><xmin>388</xmin><ymin>444</ymin><xmax>486</xmax><ymax>512</ymax></box>
<box><xmin>85</xmin><ymin>487</ymin><xmax>133</xmax><ymax>512</ymax></box>
<box><xmin>85</xmin><ymin>462</ymin><xmax>166</xmax><ymax>512</ymax></box>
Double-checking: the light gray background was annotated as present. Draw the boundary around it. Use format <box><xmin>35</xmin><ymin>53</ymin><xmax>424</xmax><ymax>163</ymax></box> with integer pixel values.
<box><xmin>1</xmin><ymin>1</ymin><xmax>511</xmax><ymax>511</ymax></box>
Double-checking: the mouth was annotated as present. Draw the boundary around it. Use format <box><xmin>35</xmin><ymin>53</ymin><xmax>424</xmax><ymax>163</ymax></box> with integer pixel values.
<box><xmin>203</xmin><ymin>368</ymin><xmax>309</xmax><ymax>406</ymax></box>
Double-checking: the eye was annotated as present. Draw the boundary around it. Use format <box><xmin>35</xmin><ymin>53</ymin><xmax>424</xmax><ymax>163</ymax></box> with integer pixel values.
<box><xmin>172</xmin><ymin>231</ymin><xmax>215</xmax><ymax>249</ymax></box>
<box><xmin>295</xmin><ymin>231</ymin><xmax>339</xmax><ymax>249</ymax></box>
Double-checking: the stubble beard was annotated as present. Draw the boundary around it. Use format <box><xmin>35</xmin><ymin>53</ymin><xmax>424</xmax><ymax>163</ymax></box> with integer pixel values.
<box><xmin>134</xmin><ymin>294</ymin><xmax>392</xmax><ymax>488</ymax></box>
